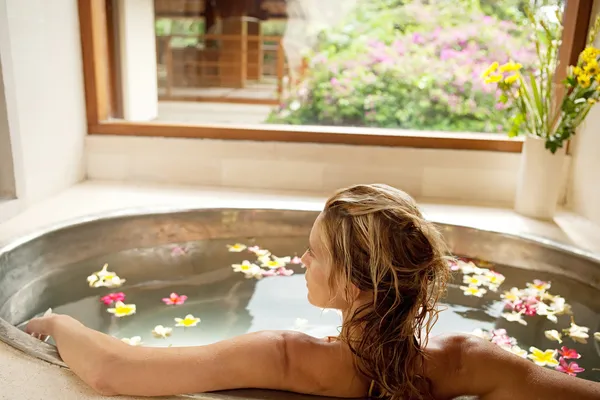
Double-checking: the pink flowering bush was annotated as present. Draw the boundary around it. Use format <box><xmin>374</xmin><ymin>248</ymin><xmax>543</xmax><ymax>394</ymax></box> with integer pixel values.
<box><xmin>268</xmin><ymin>0</ymin><xmax>537</xmax><ymax>133</ymax></box>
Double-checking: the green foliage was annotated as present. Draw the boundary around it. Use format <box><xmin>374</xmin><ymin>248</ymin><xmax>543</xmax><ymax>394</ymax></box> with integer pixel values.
<box><xmin>268</xmin><ymin>0</ymin><xmax>544</xmax><ymax>133</ymax></box>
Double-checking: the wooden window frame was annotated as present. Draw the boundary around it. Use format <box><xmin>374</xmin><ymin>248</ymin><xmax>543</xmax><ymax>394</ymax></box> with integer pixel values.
<box><xmin>78</xmin><ymin>0</ymin><xmax>591</xmax><ymax>153</ymax></box>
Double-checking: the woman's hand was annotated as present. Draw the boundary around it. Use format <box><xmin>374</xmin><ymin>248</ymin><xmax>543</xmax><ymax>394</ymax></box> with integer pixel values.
<box><xmin>26</xmin><ymin>313</ymin><xmax>124</xmax><ymax>395</ymax></box>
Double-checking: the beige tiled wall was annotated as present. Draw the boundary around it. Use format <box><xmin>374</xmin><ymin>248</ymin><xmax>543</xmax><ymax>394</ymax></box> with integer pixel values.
<box><xmin>87</xmin><ymin>136</ymin><xmax>522</xmax><ymax>204</ymax></box>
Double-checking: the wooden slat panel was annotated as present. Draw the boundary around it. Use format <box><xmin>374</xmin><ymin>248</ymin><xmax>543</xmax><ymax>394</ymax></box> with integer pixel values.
<box><xmin>78</xmin><ymin>0</ymin><xmax>112</xmax><ymax>125</ymax></box>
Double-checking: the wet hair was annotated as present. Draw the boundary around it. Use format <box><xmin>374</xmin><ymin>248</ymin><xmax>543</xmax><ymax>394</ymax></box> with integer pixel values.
<box><xmin>320</xmin><ymin>184</ymin><xmax>450</xmax><ymax>399</ymax></box>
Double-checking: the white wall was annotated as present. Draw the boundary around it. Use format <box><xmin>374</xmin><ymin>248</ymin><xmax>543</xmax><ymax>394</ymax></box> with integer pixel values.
<box><xmin>566</xmin><ymin>0</ymin><xmax>600</xmax><ymax>226</ymax></box>
<box><xmin>117</xmin><ymin>0</ymin><xmax>158</xmax><ymax>121</ymax></box>
<box><xmin>86</xmin><ymin>135</ymin><xmax>523</xmax><ymax>205</ymax></box>
<box><xmin>0</xmin><ymin>41</ymin><xmax>16</xmax><ymax>199</ymax></box>
<box><xmin>0</xmin><ymin>0</ymin><xmax>86</xmax><ymax>212</ymax></box>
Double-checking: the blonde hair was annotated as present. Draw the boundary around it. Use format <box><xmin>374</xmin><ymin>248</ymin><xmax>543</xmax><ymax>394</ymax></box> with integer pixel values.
<box><xmin>320</xmin><ymin>184</ymin><xmax>450</xmax><ymax>399</ymax></box>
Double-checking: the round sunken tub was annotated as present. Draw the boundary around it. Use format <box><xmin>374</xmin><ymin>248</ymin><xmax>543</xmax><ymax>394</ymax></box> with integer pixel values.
<box><xmin>1</xmin><ymin>208</ymin><xmax>600</xmax><ymax>398</ymax></box>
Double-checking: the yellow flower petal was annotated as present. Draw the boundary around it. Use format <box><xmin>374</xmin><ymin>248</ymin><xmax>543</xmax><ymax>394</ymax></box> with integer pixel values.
<box><xmin>227</xmin><ymin>243</ymin><xmax>247</xmax><ymax>252</ymax></box>
<box><xmin>504</xmin><ymin>73</ymin><xmax>520</xmax><ymax>84</ymax></box>
<box><xmin>482</xmin><ymin>61</ymin><xmax>499</xmax><ymax>78</ymax></box>
<box><xmin>499</xmin><ymin>61</ymin><xmax>523</xmax><ymax>73</ymax></box>
<box><xmin>484</xmin><ymin>74</ymin><xmax>503</xmax><ymax>84</ymax></box>
<box><xmin>107</xmin><ymin>301</ymin><xmax>136</xmax><ymax>317</ymax></box>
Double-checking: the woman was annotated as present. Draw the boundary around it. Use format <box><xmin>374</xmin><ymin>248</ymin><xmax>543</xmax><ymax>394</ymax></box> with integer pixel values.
<box><xmin>27</xmin><ymin>184</ymin><xmax>600</xmax><ymax>399</ymax></box>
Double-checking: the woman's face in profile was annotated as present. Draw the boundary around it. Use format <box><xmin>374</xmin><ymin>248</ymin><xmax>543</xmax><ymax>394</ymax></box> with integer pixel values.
<box><xmin>302</xmin><ymin>213</ymin><xmax>348</xmax><ymax>310</ymax></box>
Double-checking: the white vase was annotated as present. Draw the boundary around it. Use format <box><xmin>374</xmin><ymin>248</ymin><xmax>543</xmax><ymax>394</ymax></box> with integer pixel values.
<box><xmin>514</xmin><ymin>135</ymin><xmax>566</xmax><ymax>220</ymax></box>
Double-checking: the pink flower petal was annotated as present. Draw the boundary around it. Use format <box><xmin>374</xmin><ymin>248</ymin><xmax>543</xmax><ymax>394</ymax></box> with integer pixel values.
<box><xmin>291</xmin><ymin>256</ymin><xmax>302</xmax><ymax>264</ymax></box>
<box><xmin>559</xmin><ymin>346</ymin><xmax>581</xmax><ymax>359</ymax></box>
<box><xmin>556</xmin><ymin>357</ymin><xmax>585</xmax><ymax>376</ymax></box>
<box><xmin>163</xmin><ymin>293</ymin><xmax>186</xmax><ymax>305</ymax></box>
<box><xmin>100</xmin><ymin>292</ymin><xmax>126</xmax><ymax>305</ymax></box>
<box><xmin>276</xmin><ymin>267</ymin><xmax>294</xmax><ymax>276</ymax></box>
<box><xmin>171</xmin><ymin>246</ymin><xmax>187</xmax><ymax>256</ymax></box>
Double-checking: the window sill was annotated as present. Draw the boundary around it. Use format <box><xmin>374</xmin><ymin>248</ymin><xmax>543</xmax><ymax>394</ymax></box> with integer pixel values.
<box><xmin>89</xmin><ymin>121</ymin><xmax>524</xmax><ymax>153</ymax></box>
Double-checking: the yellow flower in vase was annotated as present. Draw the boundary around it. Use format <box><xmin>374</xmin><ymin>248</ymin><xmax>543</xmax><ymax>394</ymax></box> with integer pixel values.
<box><xmin>484</xmin><ymin>74</ymin><xmax>503</xmax><ymax>84</ymax></box>
<box><xmin>499</xmin><ymin>61</ymin><xmax>523</xmax><ymax>73</ymax></box>
<box><xmin>481</xmin><ymin>61</ymin><xmax>499</xmax><ymax>78</ymax></box>
<box><xmin>504</xmin><ymin>73</ymin><xmax>520</xmax><ymax>85</ymax></box>
<box><xmin>573</xmin><ymin>66</ymin><xmax>583</xmax><ymax>76</ymax></box>
<box><xmin>107</xmin><ymin>301</ymin><xmax>136</xmax><ymax>317</ymax></box>
<box><xmin>578</xmin><ymin>74</ymin><xmax>591</xmax><ymax>88</ymax></box>
<box><xmin>527</xmin><ymin>347</ymin><xmax>559</xmax><ymax>367</ymax></box>
<box><xmin>585</xmin><ymin>60</ymin><xmax>600</xmax><ymax>75</ymax></box>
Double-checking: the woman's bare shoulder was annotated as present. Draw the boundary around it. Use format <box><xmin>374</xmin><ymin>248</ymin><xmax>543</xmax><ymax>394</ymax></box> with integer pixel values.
<box><xmin>278</xmin><ymin>331</ymin><xmax>370</xmax><ymax>398</ymax></box>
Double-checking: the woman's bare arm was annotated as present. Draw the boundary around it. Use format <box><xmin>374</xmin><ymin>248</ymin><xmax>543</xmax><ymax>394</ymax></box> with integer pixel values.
<box><xmin>426</xmin><ymin>333</ymin><xmax>600</xmax><ymax>400</ymax></box>
<box><xmin>26</xmin><ymin>314</ymin><xmax>365</xmax><ymax>397</ymax></box>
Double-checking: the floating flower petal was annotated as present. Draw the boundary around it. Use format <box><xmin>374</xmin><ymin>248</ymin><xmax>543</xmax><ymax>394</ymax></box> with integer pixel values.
<box><xmin>171</xmin><ymin>245</ymin><xmax>188</xmax><ymax>256</ymax></box>
<box><xmin>559</xmin><ymin>346</ymin><xmax>581</xmax><ymax>360</ymax></box>
<box><xmin>260</xmin><ymin>269</ymin><xmax>277</xmax><ymax>277</ymax></box>
<box><xmin>87</xmin><ymin>264</ymin><xmax>126</xmax><ymax>288</ymax></box>
<box><xmin>536</xmin><ymin>302</ymin><xmax>558</xmax><ymax>323</ymax></box>
<box><xmin>291</xmin><ymin>256</ymin><xmax>302</xmax><ymax>264</ymax></box>
<box><xmin>463</xmin><ymin>275</ymin><xmax>486</xmax><ymax>286</ymax></box>
<box><xmin>248</xmin><ymin>246</ymin><xmax>271</xmax><ymax>257</ymax></box>
<box><xmin>526</xmin><ymin>279</ymin><xmax>551</xmax><ymax>292</ymax></box>
<box><xmin>595</xmin><ymin>332</ymin><xmax>600</xmax><ymax>342</ymax></box>
<box><xmin>227</xmin><ymin>243</ymin><xmax>247</xmax><ymax>252</ymax></box>
<box><xmin>528</xmin><ymin>347</ymin><xmax>559</xmax><ymax>367</ymax></box>
<box><xmin>500</xmin><ymin>345</ymin><xmax>528</xmax><ymax>358</ymax></box>
<box><xmin>261</xmin><ymin>258</ymin><xmax>287</xmax><ymax>269</ymax></box>
<box><xmin>275</xmin><ymin>267</ymin><xmax>294</xmax><ymax>276</ymax></box>
<box><xmin>107</xmin><ymin>301</ymin><xmax>136</xmax><ymax>317</ymax></box>
<box><xmin>152</xmin><ymin>325</ymin><xmax>173</xmax><ymax>338</ymax></box>
<box><xmin>272</xmin><ymin>255</ymin><xmax>291</xmax><ymax>265</ymax></box>
<box><xmin>501</xmin><ymin>311</ymin><xmax>527</xmax><ymax>326</ymax></box>
<box><xmin>500</xmin><ymin>287</ymin><xmax>522</xmax><ymax>303</ymax></box>
<box><xmin>232</xmin><ymin>260</ymin><xmax>260</xmax><ymax>273</ymax></box>
<box><xmin>460</xmin><ymin>285</ymin><xmax>487</xmax><ymax>297</ymax></box>
<box><xmin>566</xmin><ymin>322</ymin><xmax>589</xmax><ymax>344</ymax></box>
<box><xmin>471</xmin><ymin>328</ymin><xmax>492</xmax><ymax>341</ymax></box>
<box><xmin>556</xmin><ymin>357</ymin><xmax>585</xmax><ymax>376</ymax></box>
<box><xmin>484</xmin><ymin>271</ymin><xmax>506</xmax><ymax>286</ymax></box>
<box><xmin>121</xmin><ymin>336</ymin><xmax>142</xmax><ymax>346</ymax></box>
<box><xmin>175</xmin><ymin>314</ymin><xmax>201</xmax><ymax>327</ymax></box>
<box><xmin>100</xmin><ymin>292</ymin><xmax>125</xmax><ymax>306</ymax></box>
<box><xmin>550</xmin><ymin>296</ymin><xmax>572</xmax><ymax>315</ymax></box>
<box><xmin>459</xmin><ymin>261</ymin><xmax>488</xmax><ymax>275</ymax></box>
<box><xmin>162</xmin><ymin>293</ymin><xmax>188</xmax><ymax>305</ymax></box>
<box><xmin>544</xmin><ymin>329</ymin><xmax>562</xmax><ymax>343</ymax></box>
<box><xmin>247</xmin><ymin>245</ymin><xmax>260</xmax><ymax>253</ymax></box>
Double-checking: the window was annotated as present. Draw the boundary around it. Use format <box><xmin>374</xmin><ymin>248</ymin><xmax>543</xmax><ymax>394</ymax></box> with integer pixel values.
<box><xmin>81</xmin><ymin>0</ymin><xmax>591</xmax><ymax>152</ymax></box>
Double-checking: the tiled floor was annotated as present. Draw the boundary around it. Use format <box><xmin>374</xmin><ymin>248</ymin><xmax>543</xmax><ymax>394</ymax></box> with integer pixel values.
<box><xmin>1</xmin><ymin>180</ymin><xmax>600</xmax><ymax>400</ymax></box>
<box><xmin>156</xmin><ymin>101</ymin><xmax>274</xmax><ymax>125</ymax></box>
